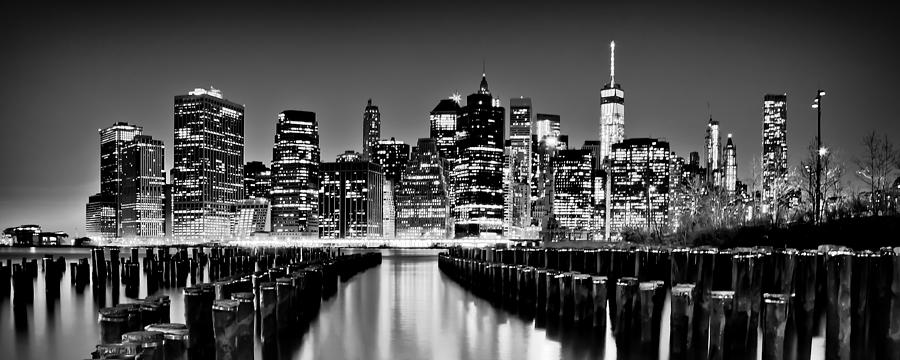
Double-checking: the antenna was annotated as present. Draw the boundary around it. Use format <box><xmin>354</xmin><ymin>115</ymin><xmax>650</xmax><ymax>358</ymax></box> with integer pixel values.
<box><xmin>482</xmin><ymin>59</ymin><xmax>486</xmax><ymax>77</ymax></box>
<box><xmin>610</xmin><ymin>41</ymin><xmax>616</xmax><ymax>86</ymax></box>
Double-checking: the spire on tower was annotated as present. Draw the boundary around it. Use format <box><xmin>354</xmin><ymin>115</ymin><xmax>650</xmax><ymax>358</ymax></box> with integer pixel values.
<box><xmin>610</xmin><ymin>41</ymin><xmax>616</xmax><ymax>86</ymax></box>
<box><xmin>478</xmin><ymin>63</ymin><xmax>490</xmax><ymax>95</ymax></box>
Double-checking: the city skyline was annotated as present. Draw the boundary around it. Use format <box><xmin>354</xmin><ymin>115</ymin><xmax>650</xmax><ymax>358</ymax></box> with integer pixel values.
<box><xmin>2</xmin><ymin>1</ymin><xmax>898</xmax><ymax>234</ymax></box>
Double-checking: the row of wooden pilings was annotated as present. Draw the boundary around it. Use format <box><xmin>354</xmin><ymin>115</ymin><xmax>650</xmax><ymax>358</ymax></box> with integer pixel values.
<box><xmin>89</xmin><ymin>247</ymin><xmax>382</xmax><ymax>360</ymax></box>
<box><xmin>438</xmin><ymin>245</ymin><xmax>900</xmax><ymax>360</ymax></box>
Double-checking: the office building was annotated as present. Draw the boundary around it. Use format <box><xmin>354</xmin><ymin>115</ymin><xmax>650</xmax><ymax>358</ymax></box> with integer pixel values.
<box><xmin>451</xmin><ymin>73</ymin><xmax>505</xmax><ymax>237</ymax></box>
<box><xmin>120</xmin><ymin>135</ymin><xmax>166</xmax><ymax>237</ymax></box>
<box><xmin>337</xmin><ymin>150</ymin><xmax>363</xmax><ymax>163</ymax></box>
<box><xmin>429</xmin><ymin>97</ymin><xmax>461</xmax><ymax>160</ymax></box>
<box><xmin>172</xmin><ymin>87</ymin><xmax>244</xmax><ymax>238</ymax></box>
<box><xmin>271</xmin><ymin>110</ymin><xmax>320</xmax><ymax>236</ymax></box>
<box><xmin>705</xmin><ymin>117</ymin><xmax>722</xmax><ymax>186</ymax></box>
<box><xmin>362</xmin><ymin>99</ymin><xmax>381</xmax><ymax>161</ymax></box>
<box><xmin>230</xmin><ymin>198</ymin><xmax>270</xmax><ymax>236</ymax></box>
<box><xmin>244</xmin><ymin>161</ymin><xmax>272</xmax><ymax>199</ymax></box>
<box><xmin>724</xmin><ymin>134</ymin><xmax>737</xmax><ymax>193</ymax></box>
<box><xmin>373</xmin><ymin>138</ymin><xmax>411</xmax><ymax>185</ymax></box>
<box><xmin>599</xmin><ymin>41</ymin><xmax>625</xmax><ymax>162</ymax></box>
<box><xmin>609</xmin><ymin>138</ymin><xmax>670</xmax><ymax>234</ymax></box>
<box><xmin>99</xmin><ymin>122</ymin><xmax>143</xmax><ymax>235</ymax></box>
<box><xmin>396</xmin><ymin>138</ymin><xmax>452</xmax><ymax>239</ymax></box>
<box><xmin>763</xmin><ymin>94</ymin><xmax>788</xmax><ymax>211</ymax></box>
<box><xmin>318</xmin><ymin>161</ymin><xmax>384</xmax><ymax>239</ymax></box>
<box><xmin>506</xmin><ymin>97</ymin><xmax>533</xmax><ymax>237</ymax></box>
<box><xmin>551</xmin><ymin>149</ymin><xmax>595</xmax><ymax>237</ymax></box>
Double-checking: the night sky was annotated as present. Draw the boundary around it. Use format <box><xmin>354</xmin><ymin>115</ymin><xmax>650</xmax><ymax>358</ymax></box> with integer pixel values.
<box><xmin>1</xmin><ymin>0</ymin><xmax>897</xmax><ymax>234</ymax></box>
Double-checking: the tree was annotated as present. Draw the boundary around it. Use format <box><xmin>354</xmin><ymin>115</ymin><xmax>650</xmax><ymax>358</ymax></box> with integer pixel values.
<box><xmin>855</xmin><ymin>131</ymin><xmax>898</xmax><ymax>215</ymax></box>
<box><xmin>796</xmin><ymin>141</ymin><xmax>846</xmax><ymax>221</ymax></box>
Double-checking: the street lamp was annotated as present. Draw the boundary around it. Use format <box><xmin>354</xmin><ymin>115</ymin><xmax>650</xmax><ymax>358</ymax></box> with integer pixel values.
<box><xmin>811</xmin><ymin>90</ymin><xmax>825</xmax><ymax>224</ymax></box>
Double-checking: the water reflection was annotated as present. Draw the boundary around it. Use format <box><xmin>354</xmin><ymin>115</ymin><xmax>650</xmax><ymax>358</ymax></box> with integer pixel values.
<box><xmin>295</xmin><ymin>249</ymin><xmax>605</xmax><ymax>360</ymax></box>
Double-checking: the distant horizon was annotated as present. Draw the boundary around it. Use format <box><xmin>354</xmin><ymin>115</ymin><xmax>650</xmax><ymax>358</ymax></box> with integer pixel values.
<box><xmin>2</xmin><ymin>0</ymin><xmax>897</xmax><ymax>233</ymax></box>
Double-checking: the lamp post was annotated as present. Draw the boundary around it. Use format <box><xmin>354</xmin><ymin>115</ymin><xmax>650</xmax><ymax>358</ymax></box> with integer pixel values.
<box><xmin>811</xmin><ymin>90</ymin><xmax>826</xmax><ymax>224</ymax></box>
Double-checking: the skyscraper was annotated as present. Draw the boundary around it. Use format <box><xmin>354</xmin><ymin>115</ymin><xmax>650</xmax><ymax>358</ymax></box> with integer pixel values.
<box><xmin>705</xmin><ymin>117</ymin><xmax>722</xmax><ymax>186</ymax></box>
<box><xmin>551</xmin><ymin>149</ymin><xmax>594</xmax><ymax>239</ymax></box>
<box><xmin>429</xmin><ymin>97</ymin><xmax>461</xmax><ymax>161</ymax></box>
<box><xmin>372</xmin><ymin>138</ymin><xmax>411</xmax><ymax>185</ymax></box>
<box><xmin>337</xmin><ymin>150</ymin><xmax>363</xmax><ymax>163</ymax></box>
<box><xmin>243</xmin><ymin>161</ymin><xmax>272</xmax><ymax>200</ymax></box>
<box><xmin>762</xmin><ymin>94</ymin><xmax>788</xmax><ymax>211</ymax></box>
<box><xmin>610</xmin><ymin>138</ymin><xmax>670</xmax><ymax>235</ymax></box>
<box><xmin>318</xmin><ymin>161</ymin><xmax>384</xmax><ymax>239</ymax></box>
<box><xmin>533</xmin><ymin>113</ymin><xmax>561</xmax><ymax>143</ymax></box>
<box><xmin>396</xmin><ymin>138</ymin><xmax>452</xmax><ymax>239</ymax></box>
<box><xmin>120</xmin><ymin>135</ymin><xmax>166</xmax><ymax>237</ymax></box>
<box><xmin>724</xmin><ymin>134</ymin><xmax>737</xmax><ymax>193</ymax></box>
<box><xmin>172</xmin><ymin>87</ymin><xmax>245</xmax><ymax>238</ymax></box>
<box><xmin>86</xmin><ymin>194</ymin><xmax>117</xmax><ymax>239</ymax></box>
<box><xmin>383</xmin><ymin>179</ymin><xmax>396</xmax><ymax>238</ymax></box>
<box><xmin>362</xmin><ymin>99</ymin><xmax>381</xmax><ymax>161</ymax></box>
<box><xmin>230</xmin><ymin>198</ymin><xmax>269</xmax><ymax>236</ymax></box>
<box><xmin>599</xmin><ymin>41</ymin><xmax>625</xmax><ymax>162</ymax></box>
<box><xmin>452</xmin><ymin>72</ymin><xmax>506</xmax><ymax>237</ymax></box>
<box><xmin>506</xmin><ymin>97</ymin><xmax>533</xmax><ymax>237</ymax></box>
<box><xmin>98</xmin><ymin>122</ymin><xmax>143</xmax><ymax>235</ymax></box>
<box><xmin>271</xmin><ymin>110</ymin><xmax>320</xmax><ymax>236</ymax></box>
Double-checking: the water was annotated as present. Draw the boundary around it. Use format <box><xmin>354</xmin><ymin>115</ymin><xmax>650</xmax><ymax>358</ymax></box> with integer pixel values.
<box><xmin>0</xmin><ymin>247</ymin><xmax>825</xmax><ymax>359</ymax></box>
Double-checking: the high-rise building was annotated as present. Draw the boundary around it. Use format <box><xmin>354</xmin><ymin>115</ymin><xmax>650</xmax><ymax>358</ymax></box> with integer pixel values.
<box><xmin>86</xmin><ymin>193</ymin><xmax>117</xmax><ymax>239</ymax></box>
<box><xmin>120</xmin><ymin>135</ymin><xmax>166</xmax><ymax>237</ymax></box>
<box><xmin>372</xmin><ymin>138</ymin><xmax>411</xmax><ymax>185</ymax></box>
<box><xmin>705</xmin><ymin>117</ymin><xmax>722</xmax><ymax>186</ymax></box>
<box><xmin>534</xmin><ymin>113</ymin><xmax>561</xmax><ymax>143</ymax></box>
<box><xmin>506</xmin><ymin>97</ymin><xmax>533</xmax><ymax>237</ymax></box>
<box><xmin>318</xmin><ymin>161</ymin><xmax>384</xmax><ymax>239</ymax></box>
<box><xmin>243</xmin><ymin>161</ymin><xmax>272</xmax><ymax>200</ymax></box>
<box><xmin>599</xmin><ymin>41</ymin><xmax>625</xmax><ymax>162</ymax></box>
<box><xmin>230</xmin><ymin>198</ymin><xmax>270</xmax><ymax>236</ymax></box>
<box><xmin>429</xmin><ymin>97</ymin><xmax>461</xmax><ymax>161</ymax></box>
<box><xmin>582</xmin><ymin>140</ymin><xmax>603</xmax><ymax>171</ymax></box>
<box><xmin>762</xmin><ymin>94</ymin><xmax>788</xmax><ymax>211</ymax></box>
<box><xmin>724</xmin><ymin>134</ymin><xmax>737</xmax><ymax>193</ymax></box>
<box><xmin>336</xmin><ymin>150</ymin><xmax>363</xmax><ymax>163</ymax></box>
<box><xmin>98</xmin><ymin>122</ymin><xmax>144</xmax><ymax>236</ymax></box>
<box><xmin>271</xmin><ymin>110</ymin><xmax>320</xmax><ymax>236</ymax></box>
<box><xmin>172</xmin><ymin>87</ymin><xmax>244</xmax><ymax>238</ymax></box>
<box><xmin>610</xmin><ymin>138</ymin><xmax>670</xmax><ymax>235</ymax></box>
<box><xmin>382</xmin><ymin>179</ymin><xmax>395</xmax><ymax>238</ymax></box>
<box><xmin>396</xmin><ymin>138</ymin><xmax>452</xmax><ymax>239</ymax></box>
<box><xmin>452</xmin><ymin>73</ymin><xmax>505</xmax><ymax>237</ymax></box>
<box><xmin>551</xmin><ymin>149</ymin><xmax>594</xmax><ymax>237</ymax></box>
<box><xmin>362</xmin><ymin>99</ymin><xmax>381</xmax><ymax>161</ymax></box>
<box><xmin>531</xmin><ymin>132</ymin><xmax>568</xmax><ymax>231</ymax></box>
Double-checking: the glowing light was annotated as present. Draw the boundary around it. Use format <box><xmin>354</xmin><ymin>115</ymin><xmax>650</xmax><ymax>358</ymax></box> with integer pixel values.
<box><xmin>818</xmin><ymin>147</ymin><xmax>828</xmax><ymax>156</ymax></box>
<box><xmin>450</xmin><ymin>93</ymin><xmax>462</xmax><ymax>104</ymax></box>
<box><xmin>610</xmin><ymin>41</ymin><xmax>616</xmax><ymax>86</ymax></box>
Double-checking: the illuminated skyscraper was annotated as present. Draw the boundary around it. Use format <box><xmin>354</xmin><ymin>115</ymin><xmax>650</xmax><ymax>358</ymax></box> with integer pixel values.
<box><xmin>230</xmin><ymin>198</ymin><xmax>270</xmax><ymax>236</ymax></box>
<box><xmin>120</xmin><ymin>135</ymin><xmax>166</xmax><ymax>237</ymax></box>
<box><xmin>172</xmin><ymin>87</ymin><xmax>244</xmax><ymax>238</ymax></box>
<box><xmin>336</xmin><ymin>150</ymin><xmax>362</xmax><ymax>163</ymax></box>
<box><xmin>318</xmin><ymin>161</ymin><xmax>384</xmax><ymax>239</ymax></box>
<box><xmin>372</xmin><ymin>138</ymin><xmax>411</xmax><ymax>185</ymax></box>
<box><xmin>705</xmin><ymin>117</ymin><xmax>722</xmax><ymax>186</ymax></box>
<box><xmin>610</xmin><ymin>138</ymin><xmax>670</xmax><ymax>235</ymax></box>
<box><xmin>724</xmin><ymin>134</ymin><xmax>737</xmax><ymax>193</ymax></box>
<box><xmin>362</xmin><ymin>99</ymin><xmax>381</xmax><ymax>161</ymax></box>
<box><xmin>551</xmin><ymin>149</ymin><xmax>594</xmax><ymax>237</ymax></box>
<box><xmin>506</xmin><ymin>97</ymin><xmax>533</xmax><ymax>237</ymax></box>
<box><xmin>599</xmin><ymin>41</ymin><xmax>625</xmax><ymax>162</ymax></box>
<box><xmin>98</xmin><ymin>122</ymin><xmax>143</xmax><ymax>235</ymax></box>
<box><xmin>452</xmin><ymin>73</ymin><xmax>505</xmax><ymax>237</ymax></box>
<box><xmin>243</xmin><ymin>161</ymin><xmax>272</xmax><ymax>200</ymax></box>
<box><xmin>429</xmin><ymin>97</ymin><xmax>461</xmax><ymax>160</ymax></box>
<box><xmin>396</xmin><ymin>138</ymin><xmax>452</xmax><ymax>239</ymax></box>
<box><xmin>383</xmin><ymin>179</ymin><xmax>395</xmax><ymax>238</ymax></box>
<box><xmin>533</xmin><ymin>113</ymin><xmax>561</xmax><ymax>143</ymax></box>
<box><xmin>86</xmin><ymin>193</ymin><xmax>117</xmax><ymax>239</ymax></box>
<box><xmin>271</xmin><ymin>110</ymin><xmax>320</xmax><ymax>236</ymax></box>
<box><xmin>762</xmin><ymin>94</ymin><xmax>788</xmax><ymax>210</ymax></box>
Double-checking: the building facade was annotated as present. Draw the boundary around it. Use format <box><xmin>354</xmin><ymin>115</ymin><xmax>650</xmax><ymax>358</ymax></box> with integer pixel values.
<box><xmin>429</xmin><ymin>98</ymin><xmax>461</xmax><ymax>161</ymax></box>
<box><xmin>318</xmin><ymin>161</ymin><xmax>384</xmax><ymax>239</ymax></box>
<box><xmin>271</xmin><ymin>110</ymin><xmax>320</xmax><ymax>236</ymax></box>
<box><xmin>98</xmin><ymin>122</ymin><xmax>144</xmax><ymax>236</ymax></box>
<box><xmin>724</xmin><ymin>134</ymin><xmax>737</xmax><ymax>193</ymax></box>
<box><xmin>172</xmin><ymin>87</ymin><xmax>244</xmax><ymax>238</ymax></box>
<box><xmin>705</xmin><ymin>117</ymin><xmax>722</xmax><ymax>186</ymax></box>
<box><xmin>451</xmin><ymin>73</ymin><xmax>506</xmax><ymax>237</ymax></box>
<box><xmin>230</xmin><ymin>198</ymin><xmax>270</xmax><ymax>236</ymax></box>
<box><xmin>362</xmin><ymin>99</ymin><xmax>381</xmax><ymax>161</ymax></box>
<box><xmin>372</xmin><ymin>138</ymin><xmax>410</xmax><ymax>185</ymax></box>
<box><xmin>762</xmin><ymin>94</ymin><xmax>788</xmax><ymax>211</ymax></box>
<box><xmin>243</xmin><ymin>161</ymin><xmax>272</xmax><ymax>200</ymax></box>
<box><xmin>120</xmin><ymin>135</ymin><xmax>166</xmax><ymax>237</ymax></box>
<box><xmin>396</xmin><ymin>138</ymin><xmax>452</xmax><ymax>239</ymax></box>
<box><xmin>599</xmin><ymin>41</ymin><xmax>625</xmax><ymax>162</ymax></box>
<box><xmin>609</xmin><ymin>138</ymin><xmax>671</xmax><ymax>235</ymax></box>
<box><xmin>506</xmin><ymin>97</ymin><xmax>533</xmax><ymax>237</ymax></box>
<box><xmin>86</xmin><ymin>193</ymin><xmax>117</xmax><ymax>239</ymax></box>
<box><xmin>551</xmin><ymin>149</ymin><xmax>595</xmax><ymax>237</ymax></box>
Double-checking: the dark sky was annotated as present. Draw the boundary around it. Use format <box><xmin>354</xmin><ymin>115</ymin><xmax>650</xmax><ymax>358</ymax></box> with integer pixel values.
<box><xmin>1</xmin><ymin>0</ymin><xmax>898</xmax><ymax>234</ymax></box>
